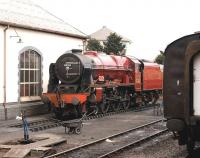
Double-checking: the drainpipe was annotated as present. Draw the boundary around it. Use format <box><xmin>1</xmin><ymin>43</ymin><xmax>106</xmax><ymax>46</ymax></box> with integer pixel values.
<box><xmin>3</xmin><ymin>25</ymin><xmax>9</xmax><ymax>120</ymax></box>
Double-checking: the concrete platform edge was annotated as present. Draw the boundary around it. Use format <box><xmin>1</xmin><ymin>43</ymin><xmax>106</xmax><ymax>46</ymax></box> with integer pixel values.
<box><xmin>0</xmin><ymin>102</ymin><xmax>48</xmax><ymax>121</ymax></box>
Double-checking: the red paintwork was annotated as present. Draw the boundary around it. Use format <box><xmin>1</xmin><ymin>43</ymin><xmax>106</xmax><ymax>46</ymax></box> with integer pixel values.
<box><xmin>84</xmin><ymin>51</ymin><xmax>163</xmax><ymax>92</ymax></box>
<box><xmin>84</xmin><ymin>51</ymin><xmax>134</xmax><ymax>85</ymax></box>
<box><xmin>95</xmin><ymin>88</ymin><xmax>103</xmax><ymax>102</ymax></box>
<box><xmin>44</xmin><ymin>51</ymin><xmax>163</xmax><ymax>109</ymax></box>
<box><xmin>126</xmin><ymin>56</ymin><xmax>142</xmax><ymax>91</ymax></box>
<box><xmin>43</xmin><ymin>93</ymin><xmax>90</xmax><ymax>107</ymax></box>
<box><xmin>43</xmin><ymin>93</ymin><xmax>59</xmax><ymax>107</ymax></box>
<box><xmin>60</xmin><ymin>93</ymin><xmax>90</xmax><ymax>104</ymax></box>
<box><xmin>143</xmin><ymin>62</ymin><xmax>163</xmax><ymax>90</ymax></box>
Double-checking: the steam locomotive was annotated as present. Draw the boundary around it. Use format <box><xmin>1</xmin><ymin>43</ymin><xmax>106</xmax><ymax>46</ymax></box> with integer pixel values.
<box><xmin>42</xmin><ymin>49</ymin><xmax>163</xmax><ymax>119</ymax></box>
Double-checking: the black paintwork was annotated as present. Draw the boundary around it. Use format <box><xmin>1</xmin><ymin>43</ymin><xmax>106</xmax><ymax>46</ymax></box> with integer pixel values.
<box><xmin>55</xmin><ymin>50</ymin><xmax>92</xmax><ymax>84</ymax></box>
<box><xmin>164</xmin><ymin>33</ymin><xmax>200</xmax><ymax>124</ymax></box>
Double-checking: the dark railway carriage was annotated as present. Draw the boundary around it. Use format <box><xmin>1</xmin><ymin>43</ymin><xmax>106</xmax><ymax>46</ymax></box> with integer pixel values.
<box><xmin>164</xmin><ymin>33</ymin><xmax>200</xmax><ymax>153</ymax></box>
<box><xmin>42</xmin><ymin>49</ymin><xmax>163</xmax><ymax>120</ymax></box>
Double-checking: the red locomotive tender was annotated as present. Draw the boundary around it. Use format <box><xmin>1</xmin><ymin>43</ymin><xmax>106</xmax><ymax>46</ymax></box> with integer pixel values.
<box><xmin>42</xmin><ymin>49</ymin><xmax>163</xmax><ymax>119</ymax></box>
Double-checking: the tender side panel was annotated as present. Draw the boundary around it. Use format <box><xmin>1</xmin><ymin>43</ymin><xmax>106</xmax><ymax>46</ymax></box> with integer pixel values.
<box><xmin>143</xmin><ymin>64</ymin><xmax>163</xmax><ymax>91</ymax></box>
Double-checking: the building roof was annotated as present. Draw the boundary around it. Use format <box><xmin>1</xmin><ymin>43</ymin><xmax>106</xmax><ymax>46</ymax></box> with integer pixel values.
<box><xmin>0</xmin><ymin>0</ymin><xmax>86</xmax><ymax>39</ymax></box>
<box><xmin>89</xmin><ymin>26</ymin><xmax>131</xmax><ymax>42</ymax></box>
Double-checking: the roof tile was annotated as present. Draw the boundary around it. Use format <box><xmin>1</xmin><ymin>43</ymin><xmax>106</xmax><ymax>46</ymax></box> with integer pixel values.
<box><xmin>90</xmin><ymin>26</ymin><xmax>131</xmax><ymax>42</ymax></box>
<box><xmin>0</xmin><ymin>0</ymin><xmax>86</xmax><ymax>38</ymax></box>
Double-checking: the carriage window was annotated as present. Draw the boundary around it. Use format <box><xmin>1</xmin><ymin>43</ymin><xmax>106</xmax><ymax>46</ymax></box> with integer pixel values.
<box><xmin>20</xmin><ymin>50</ymin><xmax>41</xmax><ymax>99</ymax></box>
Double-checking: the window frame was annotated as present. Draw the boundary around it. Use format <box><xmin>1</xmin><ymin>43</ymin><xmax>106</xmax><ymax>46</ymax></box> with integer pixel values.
<box><xmin>19</xmin><ymin>47</ymin><xmax>42</xmax><ymax>102</ymax></box>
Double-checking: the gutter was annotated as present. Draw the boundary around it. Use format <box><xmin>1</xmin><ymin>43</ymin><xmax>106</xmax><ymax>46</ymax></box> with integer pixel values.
<box><xmin>3</xmin><ymin>25</ymin><xmax>9</xmax><ymax>120</ymax></box>
<box><xmin>0</xmin><ymin>21</ymin><xmax>87</xmax><ymax>40</ymax></box>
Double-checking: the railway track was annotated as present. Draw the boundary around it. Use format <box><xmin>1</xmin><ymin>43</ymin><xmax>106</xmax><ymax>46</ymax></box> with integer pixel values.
<box><xmin>9</xmin><ymin>118</ymin><xmax>62</xmax><ymax>132</ymax></box>
<box><xmin>44</xmin><ymin>119</ymin><xmax>168</xmax><ymax>158</ymax></box>
<box><xmin>9</xmin><ymin>104</ymin><xmax>160</xmax><ymax>132</ymax></box>
<box><xmin>84</xmin><ymin>104</ymin><xmax>157</xmax><ymax>120</ymax></box>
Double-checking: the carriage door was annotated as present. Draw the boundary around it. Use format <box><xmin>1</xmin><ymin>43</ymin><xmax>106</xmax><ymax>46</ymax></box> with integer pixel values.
<box><xmin>193</xmin><ymin>53</ymin><xmax>200</xmax><ymax>115</ymax></box>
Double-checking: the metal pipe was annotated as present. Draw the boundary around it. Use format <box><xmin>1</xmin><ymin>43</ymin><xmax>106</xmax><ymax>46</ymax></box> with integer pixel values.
<box><xmin>3</xmin><ymin>25</ymin><xmax>9</xmax><ymax>120</ymax></box>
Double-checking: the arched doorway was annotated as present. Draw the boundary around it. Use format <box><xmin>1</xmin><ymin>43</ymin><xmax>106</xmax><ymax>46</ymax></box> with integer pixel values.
<box><xmin>19</xmin><ymin>48</ymin><xmax>42</xmax><ymax>102</ymax></box>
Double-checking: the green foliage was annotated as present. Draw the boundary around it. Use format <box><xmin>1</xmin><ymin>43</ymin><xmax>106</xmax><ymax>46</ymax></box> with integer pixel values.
<box><xmin>103</xmin><ymin>33</ymin><xmax>126</xmax><ymax>55</ymax></box>
<box><xmin>154</xmin><ymin>51</ymin><xmax>165</xmax><ymax>64</ymax></box>
<box><xmin>86</xmin><ymin>38</ymin><xmax>103</xmax><ymax>51</ymax></box>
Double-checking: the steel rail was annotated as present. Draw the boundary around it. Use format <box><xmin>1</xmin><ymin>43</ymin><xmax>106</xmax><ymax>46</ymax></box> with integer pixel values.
<box><xmin>31</xmin><ymin>105</ymin><xmax>157</xmax><ymax>132</ymax></box>
<box><xmin>9</xmin><ymin>104</ymin><xmax>157</xmax><ymax>132</ymax></box>
<box><xmin>83</xmin><ymin>104</ymin><xmax>157</xmax><ymax>120</ymax></box>
<box><xmin>98</xmin><ymin>129</ymin><xmax>168</xmax><ymax>158</ymax></box>
<box><xmin>44</xmin><ymin>119</ymin><xmax>165</xmax><ymax>158</ymax></box>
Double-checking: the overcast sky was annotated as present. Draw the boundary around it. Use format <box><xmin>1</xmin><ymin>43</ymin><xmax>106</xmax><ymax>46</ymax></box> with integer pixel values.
<box><xmin>34</xmin><ymin>0</ymin><xmax>200</xmax><ymax>60</ymax></box>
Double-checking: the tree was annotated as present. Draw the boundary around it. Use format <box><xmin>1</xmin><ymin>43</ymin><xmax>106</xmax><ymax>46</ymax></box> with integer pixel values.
<box><xmin>154</xmin><ymin>51</ymin><xmax>165</xmax><ymax>64</ymax></box>
<box><xmin>103</xmin><ymin>33</ymin><xmax>126</xmax><ymax>55</ymax></box>
<box><xmin>86</xmin><ymin>38</ymin><xmax>103</xmax><ymax>51</ymax></box>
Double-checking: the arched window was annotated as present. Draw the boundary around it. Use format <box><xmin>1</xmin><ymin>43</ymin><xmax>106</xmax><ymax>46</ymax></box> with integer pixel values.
<box><xmin>20</xmin><ymin>49</ymin><xmax>41</xmax><ymax>101</ymax></box>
